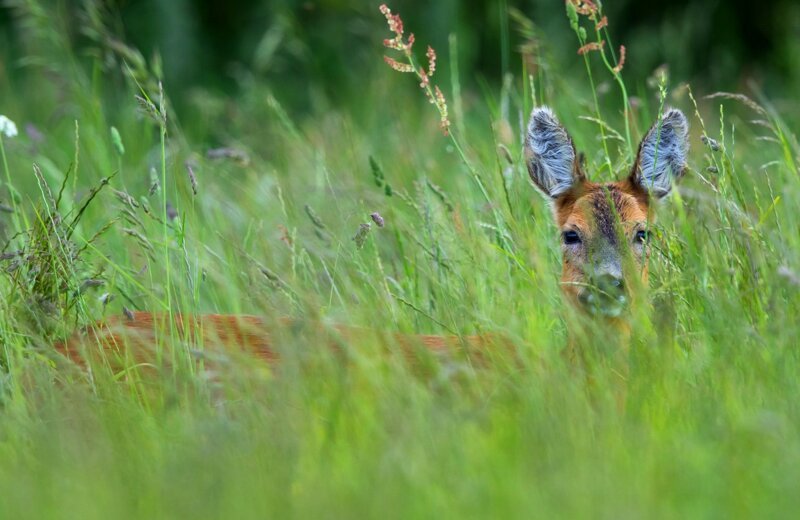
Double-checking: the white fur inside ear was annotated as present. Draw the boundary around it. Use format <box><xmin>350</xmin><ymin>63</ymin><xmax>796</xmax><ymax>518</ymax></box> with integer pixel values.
<box><xmin>635</xmin><ymin>108</ymin><xmax>689</xmax><ymax>198</ymax></box>
<box><xmin>525</xmin><ymin>107</ymin><xmax>577</xmax><ymax>198</ymax></box>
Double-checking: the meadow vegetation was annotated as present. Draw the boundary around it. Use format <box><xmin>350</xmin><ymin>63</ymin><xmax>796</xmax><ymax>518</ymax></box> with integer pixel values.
<box><xmin>0</xmin><ymin>1</ymin><xmax>799</xmax><ymax>517</ymax></box>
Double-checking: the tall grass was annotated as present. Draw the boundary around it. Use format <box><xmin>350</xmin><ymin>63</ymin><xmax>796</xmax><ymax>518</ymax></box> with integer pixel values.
<box><xmin>0</xmin><ymin>1</ymin><xmax>798</xmax><ymax>517</ymax></box>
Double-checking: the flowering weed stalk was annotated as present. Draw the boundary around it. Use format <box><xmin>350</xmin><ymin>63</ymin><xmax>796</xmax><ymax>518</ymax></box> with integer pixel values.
<box><xmin>379</xmin><ymin>5</ymin><xmax>512</xmax><ymax>250</ymax></box>
<box><xmin>380</xmin><ymin>5</ymin><xmax>449</xmax><ymax>136</ymax></box>
<box><xmin>566</xmin><ymin>1</ymin><xmax>633</xmax><ymax>165</ymax></box>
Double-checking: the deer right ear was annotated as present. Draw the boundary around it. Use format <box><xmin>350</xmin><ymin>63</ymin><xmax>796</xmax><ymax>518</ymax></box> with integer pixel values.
<box><xmin>525</xmin><ymin>107</ymin><xmax>582</xmax><ymax>199</ymax></box>
<box><xmin>630</xmin><ymin>108</ymin><xmax>689</xmax><ymax>198</ymax></box>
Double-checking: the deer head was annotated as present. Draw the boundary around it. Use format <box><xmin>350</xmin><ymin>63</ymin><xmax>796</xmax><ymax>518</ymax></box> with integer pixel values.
<box><xmin>525</xmin><ymin>107</ymin><xmax>689</xmax><ymax>318</ymax></box>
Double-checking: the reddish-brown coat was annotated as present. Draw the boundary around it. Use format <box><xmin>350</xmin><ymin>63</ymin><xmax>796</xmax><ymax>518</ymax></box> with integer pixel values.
<box><xmin>55</xmin><ymin>311</ymin><xmax>512</xmax><ymax>369</ymax></box>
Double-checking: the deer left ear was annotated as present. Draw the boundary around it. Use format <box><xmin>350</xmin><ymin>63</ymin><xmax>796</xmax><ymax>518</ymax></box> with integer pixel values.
<box><xmin>630</xmin><ymin>108</ymin><xmax>689</xmax><ymax>198</ymax></box>
<box><xmin>525</xmin><ymin>107</ymin><xmax>583</xmax><ymax>199</ymax></box>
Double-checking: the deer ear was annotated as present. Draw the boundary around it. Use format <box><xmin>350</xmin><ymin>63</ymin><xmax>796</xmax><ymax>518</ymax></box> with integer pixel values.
<box><xmin>630</xmin><ymin>108</ymin><xmax>689</xmax><ymax>198</ymax></box>
<box><xmin>525</xmin><ymin>107</ymin><xmax>582</xmax><ymax>199</ymax></box>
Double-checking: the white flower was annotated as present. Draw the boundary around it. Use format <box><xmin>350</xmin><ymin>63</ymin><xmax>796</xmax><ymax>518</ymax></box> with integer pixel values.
<box><xmin>0</xmin><ymin>115</ymin><xmax>17</xmax><ymax>139</ymax></box>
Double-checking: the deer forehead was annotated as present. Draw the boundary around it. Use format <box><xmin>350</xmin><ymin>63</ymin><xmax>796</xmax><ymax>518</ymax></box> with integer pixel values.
<box><xmin>556</xmin><ymin>183</ymin><xmax>649</xmax><ymax>236</ymax></box>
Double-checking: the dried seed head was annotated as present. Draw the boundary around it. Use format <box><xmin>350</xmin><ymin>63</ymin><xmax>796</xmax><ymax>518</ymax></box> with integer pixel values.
<box><xmin>185</xmin><ymin>161</ymin><xmax>198</xmax><ymax>195</ymax></box>
<box><xmin>148</xmin><ymin>167</ymin><xmax>160</xmax><ymax>196</ymax></box>
<box><xmin>122</xmin><ymin>227</ymin><xmax>155</xmax><ymax>253</ymax></box>
<box><xmin>370</xmin><ymin>212</ymin><xmax>385</xmax><ymax>227</ymax></box>
<box><xmin>383</xmin><ymin>38</ymin><xmax>406</xmax><ymax>51</ymax></box>
<box><xmin>81</xmin><ymin>279</ymin><xmax>104</xmax><ymax>290</ymax></box>
<box><xmin>426</xmin><ymin>46</ymin><xmax>436</xmax><ymax>76</ymax></box>
<box><xmin>353</xmin><ymin>223</ymin><xmax>371</xmax><ymax>249</ymax></box>
<box><xmin>383</xmin><ymin>56</ymin><xmax>414</xmax><ymax>73</ymax></box>
<box><xmin>434</xmin><ymin>86</ymin><xmax>450</xmax><ymax>136</ymax></box>
<box><xmin>0</xmin><ymin>250</ymin><xmax>20</xmax><ymax>261</ymax></box>
<box><xmin>380</xmin><ymin>4</ymin><xmax>410</xmax><ymax>52</ymax></box>
<box><xmin>206</xmin><ymin>147</ymin><xmax>250</xmax><ymax>166</ymax></box>
<box><xmin>135</xmin><ymin>95</ymin><xmax>166</xmax><ymax>126</ymax></box>
<box><xmin>113</xmin><ymin>189</ymin><xmax>140</xmax><ymax>209</ymax></box>
<box><xmin>426</xmin><ymin>178</ymin><xmax>454</xmax><ymax>212</ymax></box>
<box><xmin>419</xmin><ymin>71</ymin><xmax>430</xmax><ymax>89</ymax></box>
<box><xmin>612</xmin><ymin>45</ymin><xmax>626</xmax><ymax>74</ymax></box>
<box><xmin>570</xmin><ymin>0</ymin><xmax>598</xmax><ymax>16</ymax></box>
<box><xmin>704</xmin><ymin>92</ymin><xmax>767</xmax><ymax>116</ymax></box>
<box><xmin>497</xmin><ymin>144</ymin><xmax>514</xmax><ymax>165</ymax></box>
<box><xmin>32</xmin><ymin>163</ymin><xmax>56</xmax><ymax>211</ymax></box>
<box><xmin>166</xmin><ymin>201</ymin><xmax>178</xmax><ymax>221</ymax></box>
<box><xmin>701</xmin><ymin>135</ymin><xmax>722</xmax><ymax>152</ymax></box>
<box><xmin>304</xmin><ymin>204</ymin><xmax>326</xmax><ymax>230</ymax></box>
<box><xmin>380</xmin><ymin>4</ymin><xmax>404</xmax><ymax>37</ymax></box>
<box><xmin>380</xmin><ymin>5</ymin><xmax>449</xmax><ymax>136</ymax></box>
<box><xmin>577</xmin><ymin>41</ymin><xmax>605</xmax><ymax>55</ymax></box>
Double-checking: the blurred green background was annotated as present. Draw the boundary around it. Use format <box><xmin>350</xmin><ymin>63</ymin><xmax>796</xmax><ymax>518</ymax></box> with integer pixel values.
<box><xmin>2</xmin><ymin>0</ymin><xmax>799</xmax><ymax>116</ymax></box>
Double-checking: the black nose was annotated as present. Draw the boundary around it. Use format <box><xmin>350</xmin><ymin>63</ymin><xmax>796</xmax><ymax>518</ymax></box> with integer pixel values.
<box><xmin>579</xmin><ymin>273</ymin><xmax>628</xmax><ymax>316</ymax></box>
<box><xmin>594</xmin><ymin>273</ymin><xmax>624</xmax><ymax>296</ymax></box>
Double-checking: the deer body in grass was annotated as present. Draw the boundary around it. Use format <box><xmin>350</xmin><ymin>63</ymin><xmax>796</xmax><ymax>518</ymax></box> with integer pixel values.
<box><xmin>57</xmin><ymin>107</ymin><xmax>689</xmax><ymax>370</ymax></box>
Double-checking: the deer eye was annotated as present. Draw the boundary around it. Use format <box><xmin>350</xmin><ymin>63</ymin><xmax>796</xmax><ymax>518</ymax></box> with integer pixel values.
<box><xmin>563</xmin><ymin>230</ymin><xmax>581</xmax><ymax>245</ymax></box>
<box><xmin>635</xmin><ymin>229</ymin><xmax>649</xmax><ymax>243</ymax></box>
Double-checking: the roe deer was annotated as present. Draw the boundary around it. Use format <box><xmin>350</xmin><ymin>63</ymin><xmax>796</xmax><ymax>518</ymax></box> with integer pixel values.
<box><xmin>56</xmin><ymin>107</ymin><xmax>689</xmax><ymax>374</ymax></box>
<box><xmin>525</xmin><ymin>106</ymin><xmax>688</xmax><ymax>385</ymax></box>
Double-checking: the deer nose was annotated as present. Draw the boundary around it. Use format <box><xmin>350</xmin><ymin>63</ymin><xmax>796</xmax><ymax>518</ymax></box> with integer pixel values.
<box><xmin>578</xmin><ymin>273</ymin><xmax>628</xmax><ymax>317</ymax></box>
<box><xmin>594</xmin><ymin>273</ymin><xmax>624</xmax><ymax>296</ymax></box>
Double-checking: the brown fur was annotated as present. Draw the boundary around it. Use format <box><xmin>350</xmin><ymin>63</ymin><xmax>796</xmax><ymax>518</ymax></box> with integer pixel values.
<box><xmin>54</xmin><ymin>312</ymin><xmax>512</xmax><ymax>371</ymax></box>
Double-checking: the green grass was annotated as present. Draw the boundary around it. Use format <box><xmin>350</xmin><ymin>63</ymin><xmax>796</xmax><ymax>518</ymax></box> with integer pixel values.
<box><xmin>1</xmin><ymin>2</ymin><xmax>800</xmax><ymax>518</ymax></box>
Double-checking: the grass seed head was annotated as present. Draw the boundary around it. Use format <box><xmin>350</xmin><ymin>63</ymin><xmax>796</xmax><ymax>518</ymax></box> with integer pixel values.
<box><xmin>369</xmin><ymin>156</ymin><xmax>385</xmax><ymax>188</ymax></box>
<box><xmin>166</xmin><ymin>202</ymin><xmax>178</xmax><ymax>221</ymax></box>
<box><xmin>353</xmin><ymin>223</ymin><xmax>371</xmax><ymax>249</ymax></box>
<box><xmin>577</xmin><ymin>41</ymin><xmax>605</xmax><ymax>55</ymax></box>
<box><xmin>304</xmin><ymin>204</ymin><xmax>327</xmax><ymax>231</ymax></box>
<box><xmin>370</xmin><ymin>212</ymin><xmax>385</xmax><ymax>227</ymax></box>
<box><xmin>380</xmin><ymin>4</ymin><xmax>450</xmax><ymax>136</ymax></box>
<box><xmin>612</xmin><ymin>45</ymin><xmax>626</xmax><ymax>74</ymax></box>
<box><xmin>383</xmin><ymin>56</ymin><xmax>413</xmax><ymax>73</ymax></box>
<box><xmin>135</xmin><ymin>95</ymin><xmax>165</xmax><ymax>126</ymax></box>
<box><xmin>110</xmin><ymin>126</ymin><xmax>125</xmax><ymax>156</ymax></box>
<box><xmin>185</xmin><ymin>161</ymin><xmax>198</xmax><ymax>195</ymax></box>
<box><xmin>426</xmin><ymin>46</ymin><xmax>436</xmax><ymax>77</ymax></box>
<box><xmin>206</xmin><ymin>147</ymin><xmax>250</xmax><ymax>166</ymax></box>
<box><xmin>701</xmin><ymin>135</ymin><xmax>722</xmax><ymax>152</ymax></box>
<box><xmin>148</xmin><ymin>167</ymin><xmax>160</xmax><ymax>195</ymax></box>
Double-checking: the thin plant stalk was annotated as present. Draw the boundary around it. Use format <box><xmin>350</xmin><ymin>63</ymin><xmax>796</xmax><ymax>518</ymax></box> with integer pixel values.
<box><xmin>0</xmin><ymin>135</ymin><xmax>23</xmax><ymax>237</ymax></box>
